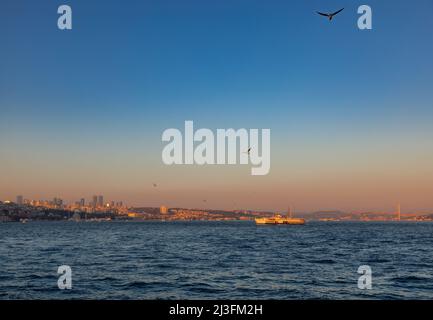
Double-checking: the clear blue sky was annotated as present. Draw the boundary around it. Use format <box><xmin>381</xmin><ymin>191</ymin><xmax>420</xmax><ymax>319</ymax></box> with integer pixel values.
<box><xmin>1</xmin><ymin>0</ymin><xmax>433</xmax><ymax>212</ymax></box>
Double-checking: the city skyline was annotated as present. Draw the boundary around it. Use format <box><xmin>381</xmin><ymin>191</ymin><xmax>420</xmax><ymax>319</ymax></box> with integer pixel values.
<box><xmin>1</xmin><ymin>0</ymin><xmax>433</xmax><ymax>212</ymax></box>
<box><xmin>10</xmin><ymin>194</ymin><xmax>124</xmax><ymax>208</ymax></box>
<box><xmin>3</xmin><ymin>193</ymin><xmax>432</xmax><ymax>223</ymax></box>
<box><xmin>1</xmin><ymin>194</ymin><xmax>428</xmax><ymax>216</ymax></box>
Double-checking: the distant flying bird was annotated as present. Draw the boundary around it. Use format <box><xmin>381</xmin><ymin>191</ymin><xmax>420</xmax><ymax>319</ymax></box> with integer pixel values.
<box><xmin>152</xmin><ymin>183</ymin><xmax>157</xmax><ymax>188</ymax></box>
<box><xmin>317</xmin><ymin>8</ymin><xmax>344</xmax><ymax>21</ymax></box>
<box><xmin>244</xmin><ymin>147</ymin><xmax>251</xmax><ymax>155</ymax></box>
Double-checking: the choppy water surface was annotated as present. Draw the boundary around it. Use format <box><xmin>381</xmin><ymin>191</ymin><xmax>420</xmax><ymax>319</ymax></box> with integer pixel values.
<box><xmin>1</xmin><ymin>221</ymin><xmax>432</xmax><ymax>299</ymax></box>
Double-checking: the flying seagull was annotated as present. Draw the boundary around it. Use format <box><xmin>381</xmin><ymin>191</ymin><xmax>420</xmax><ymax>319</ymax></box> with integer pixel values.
<box><xmin>152</xmin><ymin>183</ymin><xmax>157</xmax><ymax>188</ymax></box>
<box><xmin>317</xmin><ymin>8</ymin><xmax>344</xmax><ymax>21</ymax></box>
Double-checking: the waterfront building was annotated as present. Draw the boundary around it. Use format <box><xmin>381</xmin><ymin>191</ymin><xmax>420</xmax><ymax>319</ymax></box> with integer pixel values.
<box><xmin>160</xmin><ymin>206</ymin><xmax>168</xmax><ymax>214</ymax></box>
<box><xmin>16</xmin><ymin>195</ymin><xmax>23</xmax><ymax>205</ymax></box>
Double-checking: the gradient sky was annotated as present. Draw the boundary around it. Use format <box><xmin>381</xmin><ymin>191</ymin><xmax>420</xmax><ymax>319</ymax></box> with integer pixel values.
<box><xmin>1</xmin><ymin>0</ymin><xmax>433</xmax><ymax>212</ymax></box>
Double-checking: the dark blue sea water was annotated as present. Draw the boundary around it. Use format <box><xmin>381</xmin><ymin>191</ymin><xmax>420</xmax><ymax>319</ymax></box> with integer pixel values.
<box><xmin>1</xmin><ymin>221</ymin><xmax>433</xmax><ymax>299</ymax></box>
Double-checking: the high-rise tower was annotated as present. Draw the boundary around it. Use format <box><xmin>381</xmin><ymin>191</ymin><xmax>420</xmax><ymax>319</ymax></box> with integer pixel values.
<box><xmin>92</xmin><ymin>195</ymin><xmax>98</xmax><ymax>208</ymax></box>
<box><xmin>98</xmin><ymin>195</ymin><xmax>104</xmax><ymax>207</ymax></box>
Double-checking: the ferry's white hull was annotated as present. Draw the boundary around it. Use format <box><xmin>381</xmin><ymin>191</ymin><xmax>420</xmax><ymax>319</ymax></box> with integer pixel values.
<box><xmin>255</xmin><ymin>217</ymin><xmax>305</xmax><ymax>225</ymax></box>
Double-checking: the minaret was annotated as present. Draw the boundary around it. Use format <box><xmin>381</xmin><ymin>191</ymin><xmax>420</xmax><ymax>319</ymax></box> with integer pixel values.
<box><xmin>397</xmin><ymin>203</ymin><xmax>401</xmax><ymax>221</ymax></box>
<box><xmin>288</xmin><ymin>206</ymin><xmax>292</xmax><ymax>218</ymax></box>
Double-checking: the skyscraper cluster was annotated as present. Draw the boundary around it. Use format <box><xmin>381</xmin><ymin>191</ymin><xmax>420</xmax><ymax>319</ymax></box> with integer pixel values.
<box><xmin>10</xmin><ymin>195</ymin><xmax>124</xmax><ymax>211</ymax></box>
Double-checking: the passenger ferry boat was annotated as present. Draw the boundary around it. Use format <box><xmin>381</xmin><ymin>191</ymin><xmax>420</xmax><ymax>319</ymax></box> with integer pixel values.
<box><xmin>255</xmin><ymin>207</ymin><xmax>305</xmax><ymax>225</ymax></box>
